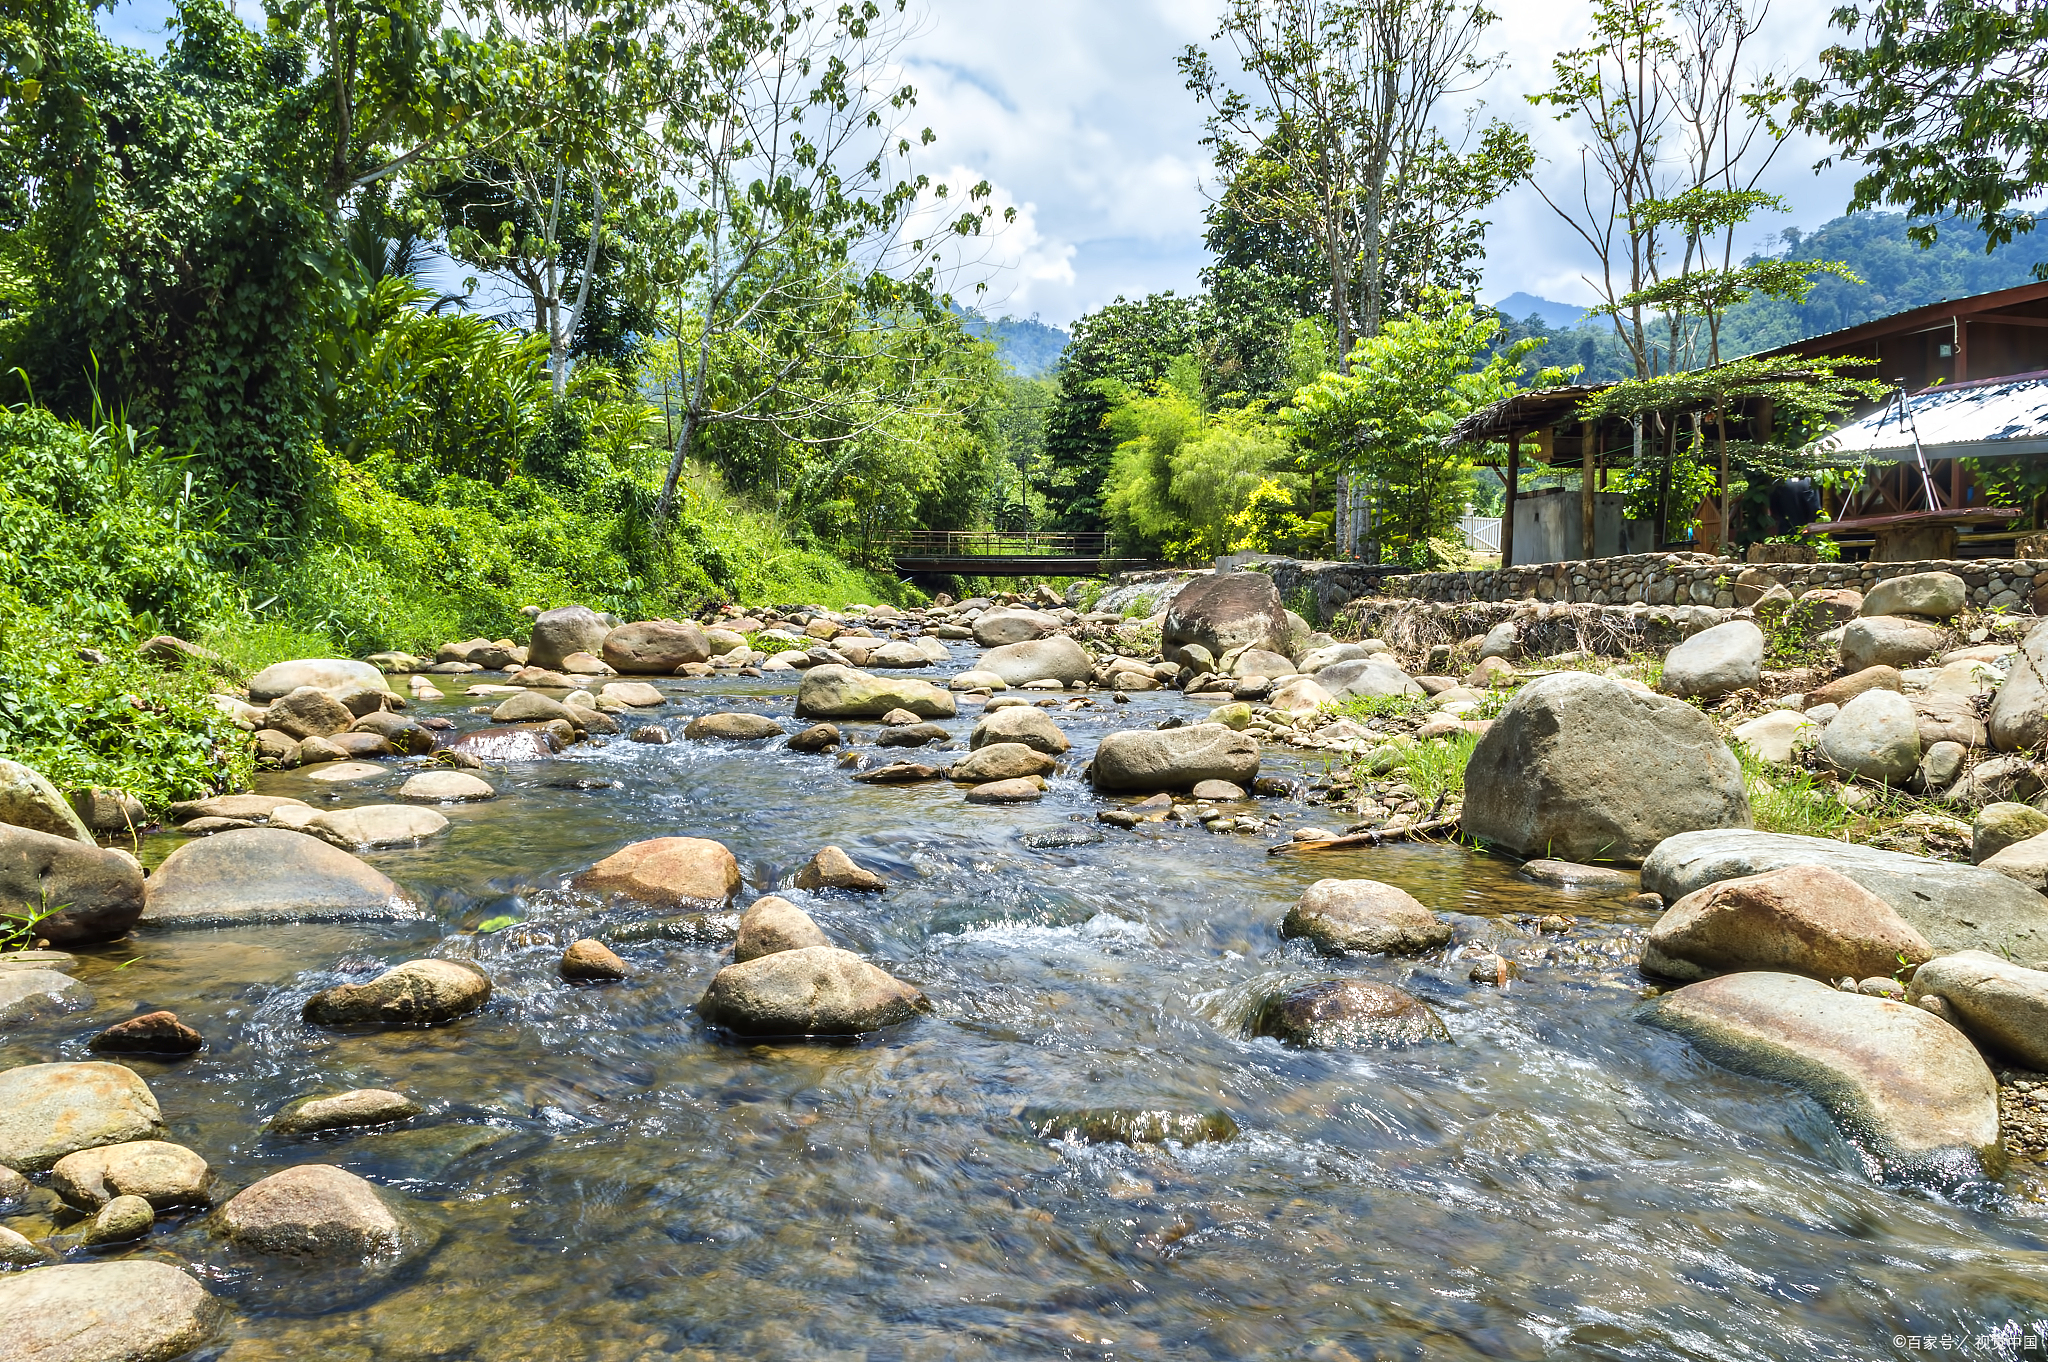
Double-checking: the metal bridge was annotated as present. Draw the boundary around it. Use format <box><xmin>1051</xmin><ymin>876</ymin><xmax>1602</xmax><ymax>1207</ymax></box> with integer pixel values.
<box><xmin>881</xmin><ymin>531</ymin><xmax>1155</xmax><ymax>577</ymax></box>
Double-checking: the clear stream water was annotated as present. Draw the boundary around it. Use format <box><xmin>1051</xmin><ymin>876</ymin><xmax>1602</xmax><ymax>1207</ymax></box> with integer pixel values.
<box><xmin>10</xmin><ymin>664</ymin><xmax>2048</xmax><ymax>1361</ymax></box>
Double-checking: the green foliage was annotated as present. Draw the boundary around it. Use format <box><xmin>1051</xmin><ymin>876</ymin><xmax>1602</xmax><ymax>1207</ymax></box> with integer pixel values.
<box><xmin>1399</xmin><ymin>728</ymin><xmax>1483</xmax><ymax>806</ymax></box>
<box><xmin>1324</xmin><ymin>692</ymin><xmax>1432</xmax><ymax>723</ymax></box>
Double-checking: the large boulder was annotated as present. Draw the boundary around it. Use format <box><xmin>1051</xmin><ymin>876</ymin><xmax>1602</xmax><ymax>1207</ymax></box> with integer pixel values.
<box><xmin>1909</xmin><ymin>950</ymin><xmax>2048</xmax><ymax>1070</ymax></box>
<box><xmin>1818</xmin><ymin>688</ymin><xmax>1921</xmax><ymax>781</ymax></box>
<box><xmin>1163</xmin><ymin>571</ymin><xmax>1289</xmax><ymax>667</ymax></box>
<box><xmin>1315</xmin><ymin>659</ymin><xmax>1423</xmax><ymax>701</ymax></box>
<box><xmin>1646</xmin><ymin>971</ymin><xmax>2000</xmax><ymax>1181</ymax></box>
<box><xmin>971</xmin><ymin>608</ymin><xmax>1058</xmax><ymax>647</ymax></box>
<box><xmin>142</xmin><ymin>828</ymin><xmax>412</xmax><ymax>928</ymax></box>
<box><xmin>0</xmin><ymin>759</ymin><xmax>95</xmax><ymax>843</ymax></box>
<box><xmin>527</xmin><ymin>606</ymin><xmax>611</xmax><ymax>671</ymax></box>
<box><xmin>969</xmin><ymin>706</ymin><xmax>1070</xmax><ymax>755</ymax></box>
<box><xmin>1659</xmin><ymin>620</ymin><xmax>1764</xmax><ymax>700</ymax></box>
<box><xmin>1461</xmin><ymin>673</ymin><xmax>1749</xmax><ymax>864</ymax></box>
<box><xmin>303</xmin><ymin>959</ymin><xmax>491</xmax><ymax>1029</ymax></box>
<box><xmin>52</xmin><ymin>1140</ymin><xmax>210</xmax><ymax>1210</ymax></box>
<box><xmin>1989</xmin><ymin>620</ymin><xmax>2048</xmax><ymax>752</ymax></box>
<box><xmin>1090</xmin><ymin>723</ymin><xmax>1260</xmax><ymax>793</ymax></box>
<box><xmin>264</xmin><ymin>686</ymin><xmax>356</xmax><ymax>740</ymax></box>
<box><xmin>220</xmin><ymin>1164</ymin><xmax>423</xmax><ymax>1260</ymax></box>
<box><xmin>1250</xmin><ymin>979</ymin><xmax>1449</xmax><ymax>1048</ymax></box>
<box><xmin>978</xmin><ymin>636</ymin><xmax>1093</xmax><ymax>687</ymax></box>
<box><xmin>795</xmin><ymin>666</ymin><xmax>957</xmax><ymax>720</ymax></box>
<box><xmin>1279</xmin><ymin>879</ymin><xmax>1453</xmax><ymax>956</ymax></box>
<box><xmin>1640</xmin><ymin>864</ymin><xmax>1934</xmax><ymax>983</ymax></box>
<box><xmin>575</xmin><ymin>837</ymin><xmax>743</xmax><ymax>906</ymax></box>
<box><xmin>0</xmin><ymin>1062</ymin><xmax>164</xmax><ymax>1171</ymax></box>
<box><xmin>696</xmin><ymin>946</ymin><xmax>929</xmax><ymax>1036</ymax></box>
<box><xmin>1841</xmin><ymin>617</ymin><xmax>1944</xmax><ymax>672</ymax></box>
<box><xmin>305</xmin><ymin>805</ymin><xmax>448</xmax><ymax>851</ymax></box>
<box><xmin>1642</xmin><ymin>828</ymin><xmax>2048</xmax><ymax>957</ymax></box>
<box><xmin>246</xmin><ymin>658</ymin><xmax>388</xmax><ymax>704</ymax></box>
<box><xmin>602</xmin><ymin>619</ymin><xmax>711</xmax><ymax>673</ymax></box>
<box><xmin>0</xmin><ymin>1262</ymin><xmax>221</xmax><ymax>1362</ymax></box>
<box><xmin>1863</xmin><ymin>571</ymin><xmax>1967</xmax><ymax>620</ymax></box>
<box><xmin>0</xmin><ymin>824</ymin><xmax>144</xmax><ymax>945</ymax></box>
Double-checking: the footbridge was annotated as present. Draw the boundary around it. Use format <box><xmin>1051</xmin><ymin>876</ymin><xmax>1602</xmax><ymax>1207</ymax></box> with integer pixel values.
<box><xmin>882</xmin><ymin>532</ymin><xmax>1154</xmax><ymax>577</ymax></box>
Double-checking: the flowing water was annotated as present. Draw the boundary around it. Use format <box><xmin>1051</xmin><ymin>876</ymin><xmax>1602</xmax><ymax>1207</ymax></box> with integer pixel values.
<box><xmin>12</xmin><ymin>665</ymin><xmax>2048</xmax><ymax>1361</ymax></box>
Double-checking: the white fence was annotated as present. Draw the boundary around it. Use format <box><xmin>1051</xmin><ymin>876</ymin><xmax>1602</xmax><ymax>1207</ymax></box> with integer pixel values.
<box><xmin>1458</xmin><ymin>516</ymin><xmax>1502</xmax><ymax>553</ymax></box>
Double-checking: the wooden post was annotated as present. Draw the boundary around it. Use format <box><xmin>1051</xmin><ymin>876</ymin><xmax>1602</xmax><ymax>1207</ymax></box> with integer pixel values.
<box><xmin>1581</xmin><ymin>420</ymin><xmax>1596</xmax><ymax>560</ymax></box>
<box><xmin>1502</xmin><ymin>432</ymin><xmax>1519</xmax><ymax>568</ymax></box>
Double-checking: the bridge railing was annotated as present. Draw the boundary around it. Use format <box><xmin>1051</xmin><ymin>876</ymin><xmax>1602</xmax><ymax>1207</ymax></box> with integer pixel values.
<box><xmin>881</xmin><ymin>531</ymin><xmax>1119</xmax><ymax>559</ymax></box>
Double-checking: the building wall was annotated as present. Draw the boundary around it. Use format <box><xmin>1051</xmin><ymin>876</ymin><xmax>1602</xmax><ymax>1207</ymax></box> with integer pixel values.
<box><xmin>1509</xmin><ymin>488</ymin><xmax>1657</xmax><ymax>565</ymax></box>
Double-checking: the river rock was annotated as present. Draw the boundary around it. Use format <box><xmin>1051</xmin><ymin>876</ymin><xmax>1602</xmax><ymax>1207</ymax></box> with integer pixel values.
<box><xmin>1462</xmin><ymin>673</ymin><xmax>1750</xmax><ymax>864</ymax></box>
<box><xmin>1842</xmin><ymin>617</ymin><xmax>1945</xmax><ymax>672</ymax></box>
<box><xmin>1974</xmin><ymin>803</ymin><xmax>2048</xmax><ymax>863</ymax></box>
<box><xmin>0</xmin><ymin>1062</ymin><xmax>164</xmax><ymax>1171</ymax></box>
<box><xmin>0</xmin><ymin>1261</ymin><xmax>220</xmax><ymax>1359</ymax></box>
<box><xmin>950</xmin><ymin>743</ymin><xmax>1056</xmax><ymax>783</ymax></box>
<box><xmin>1909</xmin><ymin>950</ymin><xmax>2048</xmax><ymax>1070</ymax></box>
<box><xmin>1979</xmin><ymin>830</ymin><xmax>2048</xmax><ymax>893</ymax></box>
<box><xmin>1231</xmin><ymin>647</ymin><xmax>1298</xmax><ymax>679</ymax></box>
<box><xmin>1920</xmin><ymin>740</ymin><xmax>1969</xmax><ymax>794</ymax></box>
<box><xmin>970</xmin><ymin>705</ymin><xmax>1071</xmax><ymax>754</ymax></box>
<box><xmin>264</xmin><ymin>686</ymin><xmax>355</xmax><ymax>741</ymax></box>
<box><xmin>1280</xmin><ymin>878</ymin><xmax>1453</xmax><ymax>955</ymax></box>
<box><xmin>1947</xmin><ymin>755</ymin><xmax>2045</xmax><ymax>809</ymax></box>
<box><xmin>1730</xmin><ymin>710</ymin><xmax>1818</xmax><ymax>765</ymax></box>
<box><xmin>851</xmin><ymin>762</ymin><xmax>942</xmax><ymax>783</ymax></box>
<box><xmin>1091</xmin><ymin>723</ymin><xmax>1259</xmax><ymax>792</ymax></box>
<box><xmin>220</xmin><ymin>1164</ymin><xmax>422</xmax><ymax>1260</ymax></box>
<box><xmin>304</xmin><ymin>959</ymin><xmax>490</xmax><ymax>1029</ymax></box>
<box><xmin>1989</xmin><ymin>620</ymin><xmax>2048</xmax><ymax>752</ymax></box>
<box><xmin>89</xmin><ymin>1011</ymin><xmax>202</xmax><ymax>1056</ymax></box>
<box><xmin>491</xmin><ymin>691</ymin><xmax>573</xmax><ymax>725</ymax></box>
<box><xmin>0</xmin><ymin>824</ymin><xmax>144</xmax><ymax>945</ymax></box>
<box><xmin>1251</xmin><ymin>978</ymin><xmax>1450</xmax><ymax>1048</ymax></box>
<box><xmin>270</xmin><ymin>1089</ymin><xmax>422</xmax><ymax>1135</ymax></box>
<box><xmin>1267</xmin><ymin>676</ymin><xmax>1334</xmax><ymax>714</ymax></box>
<box><xmin>1660</xmin><ymin>620</ymin><xmax>1764</xmax><ymax>700</ymax></box>
<box><xmin>305</xmin><ymin>804</ymin><xmax>448</xmax><ymax>850</ymax></box>
<box><xmin>1807</xmin><ymin>665</ymin><xmax>1902</xmax><ymax>709</ymax></box>
<box><xmin>327</xmin><ymin>732</ymin><xmax>397</xmax><ymax>760</ymax></box>
<box><xmin>0</xmin><ymin>758</ymin><xmax>94</xmax><ymax>843</ymax></box>
<box><xmin>1023</xmin><ymin>1107</ymin><xmax>1237</xmax><ymax>1146</ymax></box>
<box><xmin>52</xmin><ymin>1140</ymin><xmax>209</xmax><ymax>1210</ymax></box>
<box><xmin>1912</xmin><ymin>693</ymin><xmax>1985</xmax><ymax>750</ymax></box>
<box><xmin>1192</xmin><ymin>779</ymin><xmax>1247</xmax><ymax>801</ymax></box>
<box><xmin>697</xmin><ymin>946</ymin><xmax>928</xmax><ymax>1036</ymax></box>
<box><xmin>629</xmin><ymin>723</ymin><xmax>671</xmax><ymax>744</ymax></box>
<box><xmin>796</xmin><ymin>665</ymin><xmax>957</xmax><ymax>720</ymax></box>
<box><xmin>143</xmin><ymin>828</ymin><xmax>409</xmax><ymax>928</ymax></box>
<box><xmin>527</xmin><ymin>606</ymin><xmax>611</xmax><ymax>671</ymax></box>
<box><xmin>68</xmin><ymin>786</ymin><xmax>146</xmax><ymax>835</ymax></box>
<box><xmin>1646</xmin><ymin>971</ymin><xmax>2000</xmax><ymax>1180</ymax></box>
<box><xmin>967</xmin><ymin>777</ymin><xmax>1044</xmax><ymax>802</ymax></box>
<box><xmin>1316</xmin><ymin>659</ymin><xmax>1424</xmax><ymax>701</ymax></box>
<box><xmin>302</xmin><ymin>759</ymin><xmax>393</xmax><ymax>783</ymax></box>
<box><xmin>1516</xmin><ymin>859</ymin><xmax>1637</xmax><ymax>890</ymax></box>
<box><xmin>0</xmin><ymin>968</ymin><xmax>86</xmax><ymax>1020</ymax></box>
<box><xmin>559</xmin><ymin>938</ymin><xmax>628</xmax><ymax>982</ymax></box>
<box><xmin>451</xmin><ymin>725</ymin><xmax>559</xmax><ymax>762</ymax></box>
<box><xmin>247</xmin><ymin>658</ymin><xmax>388</xmax><ymax>704</ymax></box>
<box><xmin>1863</xmin><ymin>571</ymin><xmax>1967</xmax><ymax>620</ymax></box>
<box><xmin>1642</xmin><ymin>827</ymin><xmax>2048</xmax><ymax>957</ymax></box>
<box><xmin>1163</xmin><ymin>571</ymin><xmax>1289</xmax><ymax>667</ymax></box>
<box><xmin>864</xmin><ymin>641</ymin><xmax>928</xmax><ymax>668</ymax></box>
<box><xmin>598</xmin><ymin>681</ymin><xmax>664</xmax><ymax>708</ymax></box>
<box><xmin>602</xmin><ymin>619</ymin><xmax>711</xmax><ymax>673</ymax></box>
<box><xmin>576</xmin><ymin>837</ymin><xmax>743</xmax><ymax>906</ymax></box>
<box><xmin>396</xmin><ymin>771</ymin><xmax>495</xmax><ymax>803</ymax></box>
<box><xmin>786</xmin><ymin>723</ymin><xmax>840</xmax><ymax>752</ymax></box>
<box><xmin>876</xmin><ymin>722</ymin><xmax>948</xmax><ymax>747</ymax></box>
<box><xmin>1641</xmin><ymin>864</ymin><xmax>1934</xmax><ymax>983</ymax></box>
<box><xmin>1819</xmin><ymin>688</ymin><xmax>1921</xmax><ymax>781</ymax></box>
<box><xmin>167</xmin><ymin>794</ymin><xmax>312</xmax><ymax>824</ymax></box>
<box><xmin>969</xmin><ymin>608</ymin><xmax>1055</xmax><ymax>647</ymax></box>
<box><xmin>684</xmin><ymin>712</ymin><xmax>785</xmax><ymax>741</ymax></box>
<box><xmin>950</xmin><ymin>669</ymin><xmax>1007</xmax><ymax>691</ymax></box>
<box><xmin>0</xmin><ymin>1226</ymin><xmax>37</xmax><ymax>1264</ymax></box>
<box><xmin>79</xmin><ymin>1192</ymin><xmax>153</xmax><ymax>1244</ymax></box>
<box><xmin>734</xmin><ymin>895</ymin><xmax>831</xmax><ymax>961</ymax></box>
<box><xmin>792</xmin><ymin>845</ymin><xmax>885</xmax><ymax>892</ymax></box>
<box><xmin>978</xmin><ymin>636</ymin><xmax>1093</xmax><ymax>687</ymax></box>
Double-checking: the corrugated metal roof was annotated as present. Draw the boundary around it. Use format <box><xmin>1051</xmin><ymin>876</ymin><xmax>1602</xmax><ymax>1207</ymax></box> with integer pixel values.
<box><xmin>1811</xmin><ymin>373</ymin><xmax>2048</xmax><ymax>463</ymax></box>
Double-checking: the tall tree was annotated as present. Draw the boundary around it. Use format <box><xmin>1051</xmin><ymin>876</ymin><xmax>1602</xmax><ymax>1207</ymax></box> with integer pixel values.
<box><xmin>1783</xmin><ymin>0</ymin><xmax>2048</xmax><ymax>273</ymax></box>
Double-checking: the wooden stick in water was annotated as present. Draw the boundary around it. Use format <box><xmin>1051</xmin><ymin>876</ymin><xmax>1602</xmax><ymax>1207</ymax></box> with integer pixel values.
<box><xmin>1267</xmin><ymin>817</ymin><xmax>1461</xmax><ymax>855</ymax></box>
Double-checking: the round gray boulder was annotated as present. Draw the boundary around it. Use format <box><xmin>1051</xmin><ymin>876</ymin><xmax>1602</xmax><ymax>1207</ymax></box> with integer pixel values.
<box><xmin>601</xmin><ymin>619</ymin><xmax>711</xmax><ymax>673</ymax></box>
<box><xmin>1862</xmin><ymin>571</ymin><xmax>1967</xmax><ymax>620</ymax></box>
<box><xmin>1818</xmin><ymin>688</ymin><xmax>1922</xmax><ymax>781</ymax></box>
<box><xmin>1090</xmin><ymin>723</ymin><xmax>1260</xmax><ymax>793</ymax></box>
<box><xmin>246</xmin><ymin>658</ymin><xmax>388</xmax><ymax>704</ymax></box>
<box><xmin>1315</xmin><ymin>659</ymin><xmax>1423</xmax><ymax>701</ymax></box>
<box><xmin>697</xmin><ymin>945</ymin><xmax>929</xmax><ymax>1037</ymax></box>
<box><xmin>1279</xmin><ymin>879</ymin><xmax>1453</xmax><ymax>955</ymax></box>
<box><xmin>971</xmin><ymin>608</ymin><xmax>1058</xmax><ymax>647</ymax></box>
<box><xmin>52</xmin><ymin>1140</ymin><xmax>210</xmax><ymax>1210</ymax></box>
<box><xmin>1841</xmin><ymin>616</ymin><xmax>1945</xmax><ymax>672</ymax></box>
<box><xmin>795</xmin><ymin>666</ymin><xmax>957</xmax><ymax>720</ymax></box>
<box><xmin>1162</xmin><ymin>571</ymin><xmax>1289</xmax><ymax>667</ymax></box>
<box><xmin>0</xmin><ymin>1261</ymin><xmax>220</xmax><ymax>1361</ymax></box>
<box><xmin>528</xmin><ymin>606</ymin><xmax>612</xmax><ymax>671</ymax></box>
<box><xmin>220</xmin><ymin>1164</ymin><xmax>423</xmax><ymax>1261</ymax></box>
<box><xmin>1251</xmin><ymin>978</ymin><xmax>1450</xmax><ymax>1047</ymax></box>
<box><xmin>969</xmin><ymin>705</ymin><xmax>1071</xmax><ymax>754</ymax></box>
<box><xmin>978</xmin><ymin>636</ymin><xmax>1093</xmax><ymax>687</ymax></box>
<box><xmin>1659</xmin><ymin>620</ymin><xmax>1763</xmax><ymax>700</ymax></box>
<box><xmin>142</xmin><ymin>827</ymin><xmax>412</xmax><ymax>928</ymax></box>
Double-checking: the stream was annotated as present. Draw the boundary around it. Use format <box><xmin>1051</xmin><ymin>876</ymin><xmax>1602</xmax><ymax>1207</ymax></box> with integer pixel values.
<box><xmin>11</xmin><ymin>660</ymin><xmax>2048</xmax><ymax>1361</ymax></box>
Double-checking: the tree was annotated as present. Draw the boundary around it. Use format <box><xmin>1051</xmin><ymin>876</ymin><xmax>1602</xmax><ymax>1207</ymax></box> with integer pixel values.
<box><xmin>1784</xmin><ymin>0</ymin><xmax>2048</xmax><ymax>272</ymax></box>
<box><xmin>640</xmin><ymin>0</ymin><xmax>1005</xmax><ymax>527</ymax></box>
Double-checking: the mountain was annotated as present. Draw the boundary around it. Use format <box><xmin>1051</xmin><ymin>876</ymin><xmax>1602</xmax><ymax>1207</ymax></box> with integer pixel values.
<box><xmin>1489</xmin><ymin>291</ymin><xmax>1594</xmax><ymax>330</ymax></box>
<box><xmin>961</xmin><ymin>313</ymin><xmax>1071</xmax><ymax>377</ymax></box>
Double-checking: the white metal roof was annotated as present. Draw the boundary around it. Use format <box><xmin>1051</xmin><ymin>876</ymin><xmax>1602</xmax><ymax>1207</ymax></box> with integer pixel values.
<box><xmin>1810</xmin><ymin>374</ymin><xmax>2048</xmax><ymax>463</ymax></box>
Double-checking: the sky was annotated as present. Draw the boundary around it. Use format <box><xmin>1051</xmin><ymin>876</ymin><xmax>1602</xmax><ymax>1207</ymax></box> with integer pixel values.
<box><xmin>97</xmin><ymin>0</ymin><xmax>1872</xmax><ymax>329</ymax></box>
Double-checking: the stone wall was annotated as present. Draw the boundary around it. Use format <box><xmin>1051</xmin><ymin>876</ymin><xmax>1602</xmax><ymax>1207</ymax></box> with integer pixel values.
<box><xmin>1381</xmin><ymin>552</ymin><xmax>2048</xmax><ymax>613</ymax></box>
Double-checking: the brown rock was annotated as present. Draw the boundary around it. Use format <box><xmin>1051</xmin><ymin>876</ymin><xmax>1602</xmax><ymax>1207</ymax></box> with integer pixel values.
<box><xmin>89</xmin><ymin>1011</ymin><xmax>202</xmax><ymax>1056</ymax></box>
<box><xmin>302</xmin><ymin>959</ymin><xmax>491</xmax><ymax>1029</ymax></box>
<box><xmin>967</xmin><ymin>777</ymin><xmax>1045</xmax><ymax>802</ymax></box>
<box><xmin>851</xmin><ymin>762</ymin><xmax>942</xmax><ymax>783</ymax></box>
<box><xmin>949</xmin><ymin>742</ymin><xmax>1056</xmax><ymax>783</ymax></box>
<box><xmin>1641</xmin><ymin>864</ymin><xmax>1935</xmax><ymax>983</ymax></box>
<box><xmin>561</xmin><ymin>938</ymin><xmax>628</xmax><ymax>981</ymax></box>
<box><xmin>1463</xmin><ymin>656</ymin><xmax>1517</xmax><ymax>689</ymax></box>
<box><xmin>734</xmin><ymin>896</ymin><xmax>831</xmax><ymax>961</ymax></box>
<box><xmin>696</xmin><ymin>946</ymin><xmax>929</xmax><ymax>1037</ymax></box>
<box><xmin>263</xmin><ymin>686</ymin><xmax>355</xmax><ymax>740</ymax></box>
<box><xmin>1280</xmin><ymin>879</ymin><xmax>1453</xmax><ymax>956</ymax></box>
<box><xmin>52</xmin><ymin>1140</ymin><xmax>209</xmax><ymax>1210</ymax></box>
<box><xmin>603</xmin><ymin>620</ymin><xmax>712</xmax><ymax>673</ymax></box>
<box><xmin>786</xmin><ymin>723</ymin><xmax>841</xmax><ymax>752</ymax></box>
<box><xmin>1807</xmin><ymin>665</ymin><xmax>1904</xmax><ymax>710</ymax></box>
<box><xmin>219</xmin><ymin>1164</ymin><xmax>419</xmax><ymax>1260</ymax></box>
<box><xmin>792</xmin><ymin>845</ymin><xmax>885</xmax><ymax>891</ymax></box>
<box><xmin>1251</xmin><ymin>979</ymin><xmax>1450</xmax><ymax>1047</ymax></box>
<box><xmin>269</xmin><ymin>1088</ymin><xmax>422</xmax><ymax>1135</ymax></box>
<box><xmin>576</xmin><ymin>837</ymin><xmax>743</xmax><ymax>906</ymax></box>
<box><xmin>0</xmin><ymin>824</ymin><xmax>145</xmax><ymax>946</ymax></box>
<box><xmin>629</xmin><ymin>723</ymin><xmax>672</xmax><ymax>744</ymax></box>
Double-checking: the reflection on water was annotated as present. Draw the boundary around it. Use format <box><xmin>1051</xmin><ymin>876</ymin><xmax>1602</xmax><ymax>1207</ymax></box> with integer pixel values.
<box><xmin>15</xmin><ymin>676</ymin><xmax>2048</xmax><ymax>1360</ymax></box>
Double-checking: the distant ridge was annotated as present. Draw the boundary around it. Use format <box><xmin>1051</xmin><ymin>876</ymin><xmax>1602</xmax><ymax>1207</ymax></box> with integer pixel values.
<box><xmin>1490</xmin><ymin>292</ymin><xmax>1594</xmax><ymax>330</ymax></box>
<box><xmin>960</xmin><ymin>312</ymin><xmax>1070</xmax><ymax>378</ymax></box>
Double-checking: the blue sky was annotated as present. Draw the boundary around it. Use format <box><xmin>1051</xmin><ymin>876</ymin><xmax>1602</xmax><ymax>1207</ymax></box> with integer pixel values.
<box><xmin>98</xmin><ymin>0</ymin><xmax>1867</xmax><ymax>328</ymax></box>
